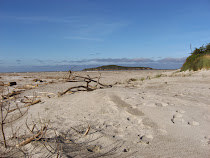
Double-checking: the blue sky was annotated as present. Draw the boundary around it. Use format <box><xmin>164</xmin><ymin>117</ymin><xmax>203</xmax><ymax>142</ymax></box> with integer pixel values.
<box><xmin>0</xmin><ymin>0</ymin><xmax>210</xmax><ymax>71</ymax></box>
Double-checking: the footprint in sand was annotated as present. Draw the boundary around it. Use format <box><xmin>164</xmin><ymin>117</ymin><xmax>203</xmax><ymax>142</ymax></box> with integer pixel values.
<box><xmin>139</xmin><ymin>134</ymin><xmax>154</xmax><ymax>144</ymax></box>
<box><xmin>188</xmin><ymin>121</ymin><xmax>199</xmax><ymax>126</ymax></box>
<box><xmin>171</xmin><ymin>110</ymin><xmax>199</xmax><ymax>126</ymax></box>
<box><xmin>171</xmin><ymin>111</ymin><xmax>185</xmax><ymax>124</ymax></box>
<box><xmin>155</xmin><ymin>102</ymin><xmax>169</xmax><ymax>107</ymax></box>
<box><xmin>109</xmin><ymin>94</ymin><xmax>158</xmax><ymax>145</ymax></box>
<box><xmin>204</xmin><ymin>136</ymin><xmax>210</xmax><ymax>145</ymax></box>
<box><xmin>109</xmin><ymin>95</ymin><xmax>144</xmax><ymax>116</ymax></box>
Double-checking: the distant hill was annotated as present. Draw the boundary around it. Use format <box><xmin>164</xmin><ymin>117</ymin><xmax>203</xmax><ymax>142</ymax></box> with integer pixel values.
<box><xmin>83</xmin><ymin>65</ymin><xmax>153</xmax><ymax>71</ymax></box>
<box><xmin>181</xmin><ymin>43</ymin><xmax>210</xmax><ymax>71</ymax></box>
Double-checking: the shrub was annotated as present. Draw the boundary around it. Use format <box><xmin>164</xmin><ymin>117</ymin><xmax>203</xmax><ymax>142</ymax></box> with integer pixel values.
<box><xmin>181</xmin><ymin>43</ymin><xmax>210</xmax><ymax>71</ymax></box>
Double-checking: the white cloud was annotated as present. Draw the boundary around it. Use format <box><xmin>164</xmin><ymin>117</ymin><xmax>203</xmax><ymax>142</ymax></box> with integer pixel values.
<box><xmin>0</xmin><ymin>15</ymin><xmax>129</xmax><ymax>41</ymax></box>
<box><xmin>43</xmin><ymin>57</ymin><xmax>186</xmax><ymax>65</ymax></box>
<box><xmin>157</xmin><ymin>57</ymin><xmax>186</xmax><ymax>63</ymax></box>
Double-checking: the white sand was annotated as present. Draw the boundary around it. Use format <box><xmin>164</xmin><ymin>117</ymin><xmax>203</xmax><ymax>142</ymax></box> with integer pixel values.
<box><xmin>1</xmin><ymin>69</ymin><xmax>210</xmax><ymax>157</ymax></box>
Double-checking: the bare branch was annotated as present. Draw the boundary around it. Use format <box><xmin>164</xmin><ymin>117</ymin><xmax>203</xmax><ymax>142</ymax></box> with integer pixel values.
<box><xmin>16</xmin><ymin>126</ymin><xmax>47</xmax><ymax>147</ymax></box>
<box><xmin>83</xmin><ymin>125</ymin><xmax>90</xmax><ymax>136</ymax></box>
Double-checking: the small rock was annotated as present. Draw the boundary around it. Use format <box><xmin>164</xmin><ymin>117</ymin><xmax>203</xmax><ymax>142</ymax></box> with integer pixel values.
<box><xmin>123</xmin><ymin>149</ymin><xmax>128</xmax><ymax>152</ymax></box>
<box><xmin>127</xmin><ymin>118</ymin><xmax>130</xmax><ymax>121</ymax></box>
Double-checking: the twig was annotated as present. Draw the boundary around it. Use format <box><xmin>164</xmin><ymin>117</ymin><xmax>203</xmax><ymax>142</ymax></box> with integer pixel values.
<box><xmin>3</xmin><ymin>91</ymin><xmax>21</xmax><ymax>100</ymax></box>
<box><xmin>83</xmin><ymin>125</ymin><xmax>90</xmax><ymax>136</ymax></box>
<box><xmin>36</xmin><ymin>92</ymin><xmax>55</xmax><ymax>95</ymax></box>
<box><xmin>8</xmin><ymin>99</ymin><xmax>40</xmax><ymax>113</ymax></box>
<box><xmin>16</xmin><ymin>102</ymin><xmax>23</xmax><ymax>116</ymax></box>
<box><xmin>5</xmin><ymin>106</ymin><xmax>30</xmax><ymax>124</ymax></box>
<box><xmin>74</xmin><ymin>75</ymin><xmax>112</xmax><ymax>88</ymax></box>
<box><xmin>25</xmin><ymin>99</ymin><xmax>41</xmax><ymax>107</ymax></box>
<box><xmin>25</xmin><ymin>119</ymin><xmax>34</xmax><ymax>134</ymax></box>
<box><xmin>16</xmin><ymin>126</ymin><xmax>47</xmax><ymax>147</ymax></box>
<box><xmin>95</xmin><ymin>73</ymin><xmax>101</xmax><ymax>88</ymax></box>
<box><xmin>0</xmin><ymin>101</ymin><xmax>7</xmax><ymax>148</ymax></box>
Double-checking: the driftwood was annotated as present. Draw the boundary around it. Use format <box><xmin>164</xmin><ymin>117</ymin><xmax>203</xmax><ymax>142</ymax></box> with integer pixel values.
<box><xmin>3</xmin><ymin>91</ymin><xmax>21</xmax><ymax>99</ymax></box>
<box><xmin>83</xmin><ymin>125</ymin><xmax>90</xmax><ymax>136</ymax></box>
<box><xmin>1</xmin><ymin>88</ymin><xmax>31</xmax><ymax>148</ymax></box>
<box><xmin>0</xmin><ymin>81</ymin><xmax>4</xmax><ymax>86</ymax></box>
<box><xmin>33</xmin><ymin>79</ymin><xmax>43</xmax><ymax>82</ymax></box>
<box><xmin>64</xmin><ymin>71</ymin><xmax>111</xmax><ymax>88</ymax></box>
<box><xmin>21</xmin><ymin>96</ymin><xmax>34</xmax><ymax>103</ymax></box>
<box><xmin>36</xmin><ymin>92</ymin><xmax>56</xmax><ymax>98</ymax></box>
<box><xmin>8</xmin><ymin>82</ymin><xmax>17</xmax><ymax>86</ymax></box>
<box><xmin>63</xmin><ymin>70</ymin><xmax>75</xmax><ymax>80</ymax></box>
<box><xmin>68</xmin><ymin>75</ymin><xmax>112</xmax><ymax>88</ymax></box>
<box><xmin>16</xmin><ymin>126</ymin><xmax>47</xmax><ymax>147</ymax></box>
<box><xmin>59</xmin><ymin>72</ymin><xmax>112</xmax><ymax>97</ymax></box>
<box><xmin>58</xmin><ymin>86</ymin><xmax>95</xmax><ymax>97</ymax></box>
<box><xmin>23</xmin><ymin>96</ymin><xmax>41</xmax><ymax>98</ymax></box>
<box><xmin>8</xmin><ymin>99</ymin><xmax>41</xmax><ymax>113</ymax></box>
<box><xmin>16</xmin><ymin>84</ymin><xmax>38</xmax><ymax>90</ymax></box>
<box><xmin>25</xmin><ymin>99</ymin><xmax>41</xmax><ymax>107</ymax></box>
<box><xmin>37</xmin><ymin>92</ymin><xmax>55</xmax><ymax>95</ymax></box>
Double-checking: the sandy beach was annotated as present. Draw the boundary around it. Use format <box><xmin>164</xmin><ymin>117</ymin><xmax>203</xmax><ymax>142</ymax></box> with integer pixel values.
<box><xmin>0</xmin><ymin>69</ymin><xmax>210</xmax><ymax>157</ymax></box>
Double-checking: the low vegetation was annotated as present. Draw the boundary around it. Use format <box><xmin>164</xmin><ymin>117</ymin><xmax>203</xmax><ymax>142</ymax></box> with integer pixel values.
<box><xmin>181</xmin><ymin>43</ymin><xmax>210</xmax><ymax>71</ymax></box>
<box><xmin>83</xmin><ymin>65</ymin><xmax>153</xmax><ymax>71</ymax></box>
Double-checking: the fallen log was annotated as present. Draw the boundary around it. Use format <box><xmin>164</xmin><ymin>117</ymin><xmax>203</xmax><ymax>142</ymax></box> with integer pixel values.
<box><xmin>58</xmin><ymin>86</ymin><xmax>95</xmax><ymax>97</ymax></box>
